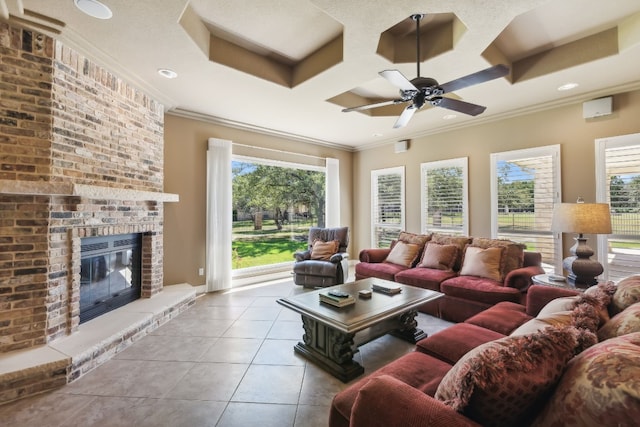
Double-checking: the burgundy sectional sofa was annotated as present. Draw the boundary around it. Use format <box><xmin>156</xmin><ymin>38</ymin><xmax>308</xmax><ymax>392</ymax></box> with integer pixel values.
<box><xmin>355</xmin><ymin>232</ymin><xmax>545</xmax><ymax>322</ymax></box>
<box><xmin>330</xmin><ymin>277</ymin><xmax>640</xmax><ymax>427</ymax></box>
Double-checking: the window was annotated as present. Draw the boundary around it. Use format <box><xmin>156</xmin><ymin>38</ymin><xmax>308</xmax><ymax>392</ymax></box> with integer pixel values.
<box><xmin>421</xmin><ymin>158</ymin><xmax>468</xmax><ymax>235</ymax></box>
<box><xmin>231</xmin><ymin>156</ymin><xmax>325</xmax><ymax>271</ymax></box>
<box><xmin>371</xmin><ymin>166</ymin><xmax>405</xmax><ymax>248</ymax></box>
<box><xmin>491</xmin><ymin>145</ymin><xmax>561</xmax><ymax>272</ymax></box>
<box><xmin>596</xmin><ymin>133</ymin><xmax>640</xmax><ymax>282</ymax></box>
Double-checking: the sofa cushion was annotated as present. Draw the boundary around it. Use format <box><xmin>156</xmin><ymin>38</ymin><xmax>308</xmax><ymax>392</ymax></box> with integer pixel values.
<box><xmin>470</xmin><ymin>237</ymin><xmax>526</xmax><ymax>280</ymax></box>
<box><xmin>431</xmin><ymin>234</ymin><xmax>472</xmax><ymax>271</ymax></box>
<box><xmin>532</xmin><ymin>332</ymin><xmax>640</xmax><ymax>427</ymax></box>
<box><xmin>385</xmin><ymin>240</ymin><xmax>422</xmax><ymax>267</ymax></box>
<box><xmin>537</xmin><ymin>295</ymin><xmax>580</xmax><ymax>317</ymax></box>
<box><xmin>398</xmin><ymin>231</ymin><xmax>432</xmax><ymax>247</ymax></box>
<box><xmin>464</xmin><ymin>301</ymin><xmax>532</xmax><ymax>335</ymax></box>
<box><xmin>293</xmin><ymin>259</ymin><xmax>343</xmax><ymax>277</ymax></box>
<box><xmin>440</xmin><ymin>275</ymin><xmax>522</xmax><ymax>306</ymax></box>
<box><xmin>415</xmin><ymin>323</ymin><xmax>505</xmax><ymax>365</ymax></box>
<box><xmin>459</xmin><ymin>246</ymin><xmax>504</xmax><ymax>282</ymax></box>
<box><xmin>310</xmin><ymin>239</ymin><xmax>340</xmax><ymax>260</ymax></box>
<box><xmin>331</xmin><ymin>351</ymin><xmax>453</xmax><ymax>425</ymax></box>
<box><xmin>511</xmin><ymin>310</ymin><xmax>575</xmax><ymax>336</ymax></box>
<box><xmin>598</xmin><ymin>302</ymin><xmax>640</xmax><ymax>341</ymax></box>
<box><xmin>611</xmin><ymin>275</ymin><xmax>640</xmax><ymax>315</ymax></box>
<box><xmin>395</xmin><ymin>267</ymin><xmax>457</xmax><ymax>292</ymax></box>
<box><xmin>525</xmin><ymin>285</ymin><xmax>581</xmax><ymax>316</ymax></box>
<box><xmin>418</xmin><ymin>243</ymin><xmax>458</xmax><ymax>271</ymax></box>
<box><xmin>435</xmin><ymin>326</ymin><xmax>586</xmax><ymax>427</ymax></box>
<box><xmin>355</xmin><ymin>261</ymin><xmax>408</xmax><ymax>282</ymax></box>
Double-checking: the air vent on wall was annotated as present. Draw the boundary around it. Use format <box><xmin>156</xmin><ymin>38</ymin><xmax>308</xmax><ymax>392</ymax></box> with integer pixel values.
<box><xmin>583</xmin><ymin>96</ymin><xmax>612</xmax><ymax>119</ymax></box>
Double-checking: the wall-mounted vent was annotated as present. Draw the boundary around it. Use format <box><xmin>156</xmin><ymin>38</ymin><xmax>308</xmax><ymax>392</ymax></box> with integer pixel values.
<box><xmin>583</xmin><ymin>96</ymin><xmax>612</xmax><ymax>119</ymax></box>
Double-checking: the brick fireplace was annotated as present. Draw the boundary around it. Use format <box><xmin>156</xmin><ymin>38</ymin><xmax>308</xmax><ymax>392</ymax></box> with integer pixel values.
<box><xmin>0</xmin><ymin>23</ymin><xmax>192</xmax><ymax>403</ymax></box>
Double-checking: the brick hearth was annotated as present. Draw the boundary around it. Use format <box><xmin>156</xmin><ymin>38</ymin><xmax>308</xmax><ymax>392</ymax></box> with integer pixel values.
<box><xmin>0</xmin><ymin>22</ymin><xmax>192</xmax><ymax>404</ymax></box>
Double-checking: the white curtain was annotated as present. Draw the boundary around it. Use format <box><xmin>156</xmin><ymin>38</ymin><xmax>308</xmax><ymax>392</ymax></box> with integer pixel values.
<box><xmin>325</xmin><ymin>157</ymin><xmax>340</xmax><ymax>227</ymax></box>
<box><xmin>205</xmin><ymin>138</ymin><xmax>232</xmax><ymax>292</ymax></box>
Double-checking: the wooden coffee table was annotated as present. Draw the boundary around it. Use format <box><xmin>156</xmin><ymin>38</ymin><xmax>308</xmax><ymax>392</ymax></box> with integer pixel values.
<box><xmin>277</xmin><ymin>277</ymin><xmax>443</xmax><ymax>382</ymax></box>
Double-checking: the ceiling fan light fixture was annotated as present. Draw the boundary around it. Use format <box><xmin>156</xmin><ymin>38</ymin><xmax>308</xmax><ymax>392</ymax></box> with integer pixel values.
<box><xmin>342</xmin><ymin>13</ymin><xmax>509</xmax><ymax>128</ymax></box>
<box><xmin>158</xmin><ymin>68</ymin><xmax>178</xmax><ymax>79</ymax></box>
<box><xmin>74</xmin><ymin>0</ymin><xmax>113</xmax><ymax>20</ymax></box>
<box><xmin>558</xmin><ymin>82</ymin><xmax>579</xmax><ymax>91</ymax></box>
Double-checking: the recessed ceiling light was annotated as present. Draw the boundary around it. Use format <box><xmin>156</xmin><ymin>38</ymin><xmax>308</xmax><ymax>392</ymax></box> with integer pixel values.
<box><xmin>557</xmin><ymin>82</ymin><xmax>579</xmax><ymax>91</ymax></box>
<box><xmin>158</xmin><ymin>68</ymin><xmax>178</xmax><ymax>79</ymax></box>
<box><xmin>442</xmin><ymin>114</ymin><xmax>457</xmax><ymax>120</ymax></box>
<box><xmin>74</xmin><ymin>0</ymin><xmax>113</xmax><ymax>20</ymax></box>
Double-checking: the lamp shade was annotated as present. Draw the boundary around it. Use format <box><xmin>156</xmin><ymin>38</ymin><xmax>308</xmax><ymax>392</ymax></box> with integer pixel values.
<box><xmin>551</xmin><ymin>203</ymin><xmax>612</xmax><ymax>234</ymax></box>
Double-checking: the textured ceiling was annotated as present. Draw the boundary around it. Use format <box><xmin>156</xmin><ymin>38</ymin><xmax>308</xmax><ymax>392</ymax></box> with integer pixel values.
<box><xmin>3</xmin><ymin>0</ymin><xmax>640</xmax><ymax>149</ymax></box>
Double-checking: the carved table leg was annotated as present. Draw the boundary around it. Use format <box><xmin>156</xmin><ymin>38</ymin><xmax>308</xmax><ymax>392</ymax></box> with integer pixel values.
<box><xmin>293</xmin><ymin>315</ymin><xmax>364</xmax><ymax>382</ymax></box>
<box><xmin>390</xmin><ymin>309</ymin><xmax>427</xmax><ymax>343</ymax></box>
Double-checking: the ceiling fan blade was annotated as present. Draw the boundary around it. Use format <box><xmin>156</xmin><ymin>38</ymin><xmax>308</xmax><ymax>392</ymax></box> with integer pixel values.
<box><xmin>437</xmin><ymin>97</ymin><xmax>486</xmax><ymax>116</ymax></box>
<box><xmin>342</xmin><ymin>99</ymin><xmax>405</xmax><ymax>112</ymax></box>
<box><xmin>380</xmin><ymin>70</ymin><xmax>418</xmax><ymax>92</ymax></box>
<box><xmin>393</xmin><ymin>105</ymin><xmax>417</xmax><ymax>128</ymax></box>
<box><xmin>439</xmin><ymin>64</ymin><xmax>509</xmax><ymax>94</ymax></box>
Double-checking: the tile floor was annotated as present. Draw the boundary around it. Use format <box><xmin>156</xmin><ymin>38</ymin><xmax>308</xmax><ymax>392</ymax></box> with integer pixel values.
<box><xmin>0</xmin><ymin>278</ymin><xmax>453</xmax><ymax>427</ymax></box>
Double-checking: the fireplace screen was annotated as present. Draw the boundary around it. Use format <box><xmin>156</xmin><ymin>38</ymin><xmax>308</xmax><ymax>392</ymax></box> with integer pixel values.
<box><xmin>80</xmin><ymin>233</ymin><xmax>142</xmax><ymax>323</ymax></box>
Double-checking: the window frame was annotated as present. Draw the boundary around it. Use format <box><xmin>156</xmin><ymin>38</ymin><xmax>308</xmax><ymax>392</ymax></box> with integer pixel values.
<box><xmin>230</xmin><ymin>154</ymin><xmax>328</xmax><ymax>278</ymax></box>
<box><xmin>595</xmin><ymin>132</ymin><xmax>640</xmax><ymax>281</ymax></box>
<box><xmin>490</xmin><ymin>145</ymin><xmax>562</xmax><ymax>272</ymax></box>
<box><xmin>371</xmin><ymin>166</ymin><xmax>405</xmax><ymax>248</ymax></box>
<box><xmin>420</xmin><ymin>157</ymin><xmax>469</xmax><ymax>236</ymax></box>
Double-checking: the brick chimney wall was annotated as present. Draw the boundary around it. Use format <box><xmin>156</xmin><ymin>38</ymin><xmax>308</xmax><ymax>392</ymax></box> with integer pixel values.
<box><xmin>0</xmin><ymin>22</ymin><xmax>166</xmax><ymax>353</ymax></box>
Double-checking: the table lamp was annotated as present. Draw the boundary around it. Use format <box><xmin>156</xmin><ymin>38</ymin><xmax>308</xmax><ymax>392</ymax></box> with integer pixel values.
<box><xmin>551</xmin><ymin>198</ymin><xmax>612</xmax><ymax>287</ymax></box>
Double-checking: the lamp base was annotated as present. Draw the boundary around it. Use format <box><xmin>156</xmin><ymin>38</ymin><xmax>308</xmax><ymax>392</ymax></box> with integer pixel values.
<box><xmin>562</xmin><ymin>236</ymin><xmax>603</xmax><ymax>289</ymax></box>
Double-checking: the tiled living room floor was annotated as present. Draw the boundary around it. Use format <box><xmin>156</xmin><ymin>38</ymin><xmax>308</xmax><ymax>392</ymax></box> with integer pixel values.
<box><xmin>0</xmin><ymin>278</ymin><xmax>453</xmax><ymax>427</ymax></box>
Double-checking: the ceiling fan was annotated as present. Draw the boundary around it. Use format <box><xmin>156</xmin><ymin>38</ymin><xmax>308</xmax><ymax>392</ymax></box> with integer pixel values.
<box><xmin>342</xmin><ymin>13</ymin><xmax>510</xmax><ymax>128</ymax></box>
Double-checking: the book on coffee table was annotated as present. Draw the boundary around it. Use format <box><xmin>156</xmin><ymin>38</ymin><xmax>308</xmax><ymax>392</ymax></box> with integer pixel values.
<box><xmin>319</xmin><ymin>292</ymin><xmax>356</xmax><ymax>307</ymax></box>
<box><xmin>371</xmin><ymin>283</ymin><xmax>402</xmax><ymax>294</ymax></box>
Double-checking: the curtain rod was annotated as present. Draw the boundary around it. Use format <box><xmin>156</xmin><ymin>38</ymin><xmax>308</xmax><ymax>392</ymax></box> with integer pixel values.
<box><xmin>232</xmin><ymin>142</ymin><xmax>328</xmax><ymax>161</ymax></box>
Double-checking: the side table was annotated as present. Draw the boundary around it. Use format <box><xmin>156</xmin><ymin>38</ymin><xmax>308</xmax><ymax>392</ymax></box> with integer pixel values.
<box><xmin>532</xmin><ymin>274</ymin><xmax>585</xmax><ymax>291</ymax></box>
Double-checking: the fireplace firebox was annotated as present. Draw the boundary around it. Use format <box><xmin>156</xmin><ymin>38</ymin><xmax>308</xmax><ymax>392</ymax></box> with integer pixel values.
<box><xmin>80</xmin><ymin>233</ymin><xmax>142</xmax><ymax>323</ymax></box>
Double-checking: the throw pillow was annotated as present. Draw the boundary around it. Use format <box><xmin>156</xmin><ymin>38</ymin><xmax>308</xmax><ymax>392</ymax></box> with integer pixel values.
<box><xmin>431</xmin><ymin>234</ymin><xmax>472</xmax><ymax>271</ymax></box>
<box><xmin>384</xmin><ymin>240</ymin><xmax>421</xmax><ymax>267</ymax></box>
<box><xmin>310</xmin><ymin>239</ymin><xmax>339</xmax><ymax>260</ymax></box>
<box><xmin>417</xmin><ymin>243</ymin><xmax>458</xmax><ymax>270</ymax></box>
<box><xmin>531</xmin><ymin>332</ymin><xmax>640</xmax><ymax>427</ymax></box>
<box><xmin>598</xmin><ymin>302</ymin><xmax>640</xmax><ymax>341</ymax></box>
<box><xmin>435</xmin><ymin>326</ymin><xmax>585</xmax><ymax>427</ymax></box>
<box><xmin>511</xmin><ymin>310</ymin><xmax>575</xmax><ymax>336</ymax></box>
<box><xmin>397</xmin><ymin>231</ymin><xmax>431</xmax><ymax>247</ymax></box>
<box><xmin>537</xmin><ymin>296</ymin><xmax>580</xmax><ymax>317</ymax></box>
<box><xmin>611</xmin><ymin>275</ymin><xmax>640</xmax><ymax>315</ymax></box>
<box><xmin>471</xmin><ymin>237</ymin><xmax>526</xmax><ymax>279</ymax></box>
<box><xmin>459</xmin><ymin>246</ymin><xmax>504</xmax><ymax>282</ymax></box>
<box><xmin>573</xmin><ymin>281</ymin><xmax>617</xmax><ymax>330</ymax></box>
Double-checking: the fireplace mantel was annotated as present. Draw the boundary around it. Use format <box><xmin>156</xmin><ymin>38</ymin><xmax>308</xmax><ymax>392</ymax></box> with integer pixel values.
<box><xmin>0</xmin><ymin>180</ymin><xmax>179</xmax><ymax>202</ymax></box>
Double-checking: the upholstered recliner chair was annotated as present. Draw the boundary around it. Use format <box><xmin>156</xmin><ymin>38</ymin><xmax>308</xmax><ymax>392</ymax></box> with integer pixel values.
<box><xmin>293</xmin><ymin>227</ymin><xmax>349</xmax><ymax>288</ymax></box>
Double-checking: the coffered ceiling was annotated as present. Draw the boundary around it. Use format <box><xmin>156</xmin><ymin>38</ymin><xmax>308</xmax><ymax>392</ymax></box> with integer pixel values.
<box><xmin>3</xmin><ymin>0</ymin><xmax>640</xmax><ymax>149</ymax></box>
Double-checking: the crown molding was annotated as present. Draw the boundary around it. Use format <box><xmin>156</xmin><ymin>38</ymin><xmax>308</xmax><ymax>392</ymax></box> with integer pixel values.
<box><xmin>166</xmin><ymin>108</ymin><xmax>355</xmax><ymax>152</ymax></box>
<box><xmin>353</xmin><ymin>80</ymin><xmax>640</xmax><ymax>152</ymax></box>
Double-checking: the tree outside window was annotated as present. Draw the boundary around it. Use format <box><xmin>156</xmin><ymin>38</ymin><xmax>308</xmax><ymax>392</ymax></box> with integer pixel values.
<box><xmin>421</xmin><ymin>158</ymin><xmax>468</xmax><ymax>236</ymax></box>
<box><xmin>232</xmin><ymin>160</ymin><xmax>325</xmax><ymax>269</ymax></box>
